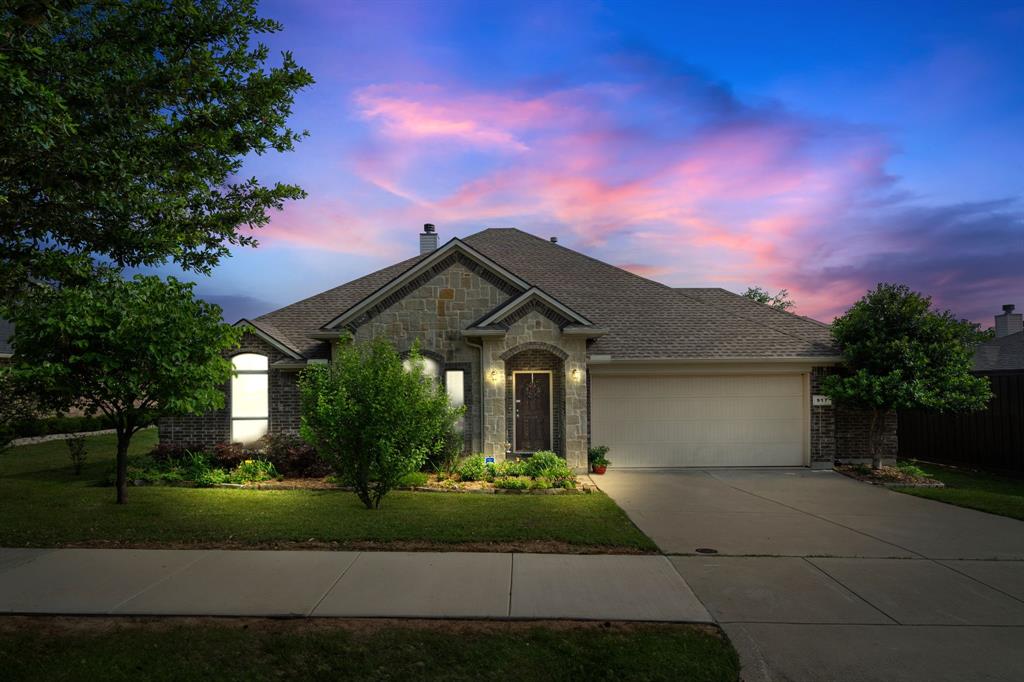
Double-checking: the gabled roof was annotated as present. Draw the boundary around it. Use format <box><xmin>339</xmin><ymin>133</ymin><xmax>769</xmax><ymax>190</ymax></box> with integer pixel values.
<box><xmin>252</xmin><ymin>227</ymin><xmax>839</xmax><ymax>361</ymax></box>
<box><xmin>234</xmin><ymin>318</ymin><xmax>304</xmax><ymax>359</ymax></box>
<box><xmin>974</xmin><ymin>332</ymin><xmax>1024</xmax><ymax>373</ymax></box>
<box><xmin>470</xmin><ymin>287</ymin><xmax>594</xmax><ymax>329</ymax></box>
<box><xmin>321</xmin><ymin>237</ymin><xmax>530</xmax><ymax>331</ymax></box>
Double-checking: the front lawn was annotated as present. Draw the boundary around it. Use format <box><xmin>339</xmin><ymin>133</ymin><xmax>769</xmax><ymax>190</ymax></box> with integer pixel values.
<box><xmin>0</xmin><ymin>617</ymin><xmax>739</xmax><ymax>682</ymax></box>
<box><xmin>0</xmin><ymin>432</ymin><xmax>656</xmax><ymax>552</ymax></box>
<box><xmin>897</xmin><ymin>461</ymin><xmax>1024</xmax><ymax>520</ymax></box>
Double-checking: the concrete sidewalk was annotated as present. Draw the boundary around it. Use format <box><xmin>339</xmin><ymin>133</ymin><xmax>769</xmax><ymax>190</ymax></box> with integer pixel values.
<box><xmin>0</xmin><ymin>548</ymin><xmax>712</xmax><ymax>622</ymax></box>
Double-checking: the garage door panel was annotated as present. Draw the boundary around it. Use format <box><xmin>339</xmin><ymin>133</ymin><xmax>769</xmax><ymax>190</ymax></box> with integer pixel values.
<box><xmin>593</xmin><ymin>396</ymin><xmax>804</xmax><ymax>421</ymax></box>
<box><xmin>591</xmin><ymin>374</ymin><xmax>806</xmax><ymax>468</ymax></box>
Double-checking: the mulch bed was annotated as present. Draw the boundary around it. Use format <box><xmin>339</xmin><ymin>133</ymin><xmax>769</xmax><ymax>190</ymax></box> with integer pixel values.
<box><xmin>836</xmin><ymin>464</ymin><xmax>945</xmax><ymax>488</ymax></box>
<box><xmin>244</xmin><ymin>475</ymin><xmax>595</xmax><ymax>494</ymax></box>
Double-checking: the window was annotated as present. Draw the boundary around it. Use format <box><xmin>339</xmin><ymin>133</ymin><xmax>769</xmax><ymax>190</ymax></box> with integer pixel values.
<box><xmin>403</xmin><ymin>356</ymin><xmax>441</xmax><ymax>381</ymax></box>
<box><xmin>445</xmin><ymin>370</ymin><xmax>465</xmax><ymax>430</ymax></box>
<box><xmin>231</xmin><ymin>353</ymin><xmax>268</xmax><ymax>444</ymax></box>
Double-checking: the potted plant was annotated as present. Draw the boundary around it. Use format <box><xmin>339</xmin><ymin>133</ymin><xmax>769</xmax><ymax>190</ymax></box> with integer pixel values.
<box><xmin>588</xmin><ymin>445</ymin><xmax>610</xmax><ymax>475</ymax></box>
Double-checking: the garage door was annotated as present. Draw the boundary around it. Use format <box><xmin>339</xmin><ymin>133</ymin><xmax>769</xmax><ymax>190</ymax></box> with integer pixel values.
<box><xmin>590</xmin><ymin>374</ymin><xmax>807</xmax><ymax>467</ymax></box>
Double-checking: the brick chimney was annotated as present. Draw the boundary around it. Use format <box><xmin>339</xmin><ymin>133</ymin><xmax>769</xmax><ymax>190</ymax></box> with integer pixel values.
<box><xmin>995</xmin><ymin>304</ymin><xmax>1023</xmax><ymax>338</ymax></box>
<box><xmin>419</xmin><ymin>223</ymin><xmax>438</xmax><ymax>254</ymax></box>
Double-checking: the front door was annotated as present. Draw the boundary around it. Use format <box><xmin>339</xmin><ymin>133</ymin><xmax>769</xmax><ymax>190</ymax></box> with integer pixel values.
<box><xmin>515</xmin><ymin>372</ymin><xmax>551</xmax><ymax>452</ymax></box>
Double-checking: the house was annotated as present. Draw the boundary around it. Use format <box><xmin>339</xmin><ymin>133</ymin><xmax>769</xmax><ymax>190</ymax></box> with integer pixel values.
<box><xmin>161</xmin><ymin>226</ymin><xmax>890</xmax><ymax>470</ymax></box>
<box><xmin>899</xmin><ymin>304</ymin><xmax>1024</xmax><ymax>473</ymax></box>
<box><xmin>0</xmin><ymin>318</ymin><xmax>13</xmax><ymax>362</ymax></box>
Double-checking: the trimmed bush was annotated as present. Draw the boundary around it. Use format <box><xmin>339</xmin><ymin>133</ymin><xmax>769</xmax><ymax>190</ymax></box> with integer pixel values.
<box><xmin>399</xmin><ymin>471</ymin><xmax>429</xmax><ymax>487</ymax></box>
<box><xmin>13</xmin><ymin>415</ymin><xmax>119</xmax><ymax>438</ymax></box>
<box><xmin>457</xmin><ymin>455</ymin><xmax>488</xmax><ymax>482</ymax></box>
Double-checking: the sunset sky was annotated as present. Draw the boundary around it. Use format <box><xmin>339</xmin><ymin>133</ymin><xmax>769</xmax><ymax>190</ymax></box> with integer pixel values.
<box><xmin>152</xmin><ymin>0</ymin><xmax>1024</xmax><ymax>326</ymax></box>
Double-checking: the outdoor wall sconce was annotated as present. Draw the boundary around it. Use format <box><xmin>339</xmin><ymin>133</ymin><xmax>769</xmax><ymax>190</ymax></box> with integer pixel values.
<box><xmin>571</xmin><ymin>367</ymin><xmax>580</xmax><ymax>381</ymax></box>
<box><xmin>490</xmin><ymin>368</ymin><xmax>499</xmax><ymax>383</ymax></box>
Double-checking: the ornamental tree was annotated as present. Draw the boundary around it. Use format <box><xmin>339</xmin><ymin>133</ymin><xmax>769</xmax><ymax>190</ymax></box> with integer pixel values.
<box><xmin>299</xmin><ymin>340</ymin><xmax>464</xmax><ymax>509</ymax></box>
<box><xmin>8</xmin><ymin>274</ymin><xmax>241</xmax><ymax>503</ymax></box>
<box><xmin>822</xmin><ymin>283</ymin><xmax>992</xmax><ymax>469</ymax></box>
<box><xmin>0</xmin><ymin>1</ymin><xmax>313</xmax><ymax>298</ymax></box>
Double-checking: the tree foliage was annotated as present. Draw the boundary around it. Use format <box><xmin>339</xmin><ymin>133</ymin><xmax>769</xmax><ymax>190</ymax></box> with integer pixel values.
<box><xmin>742</xmin><ymin>286</ymin><xmax>795</xmax><ymax>311</ymax></box>
<box><xmin>298</xmin><ymin>340</ymin><xmax>464</xmax><ymax>509</ymax></box>
<box><xmin>8</xmin><ymin>274</ymin><xmax>241</xmax><ymax>502</ymax></box>
<box><xmin>822</xmin><ymin>283</ymin><xmax>992</xmax><ymax>468</ymax></box>
<box><xmin>0</xmin><ymin>0</ymin><xmax>313</xmax><ymax>296</ymax></box>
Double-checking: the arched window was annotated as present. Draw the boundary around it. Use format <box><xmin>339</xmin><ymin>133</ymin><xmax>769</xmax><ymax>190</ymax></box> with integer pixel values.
<box><xmin>402</xmin><ymin>356</ymin><xmax>441</xmax><ymax>381</ymax></box>
<box><xmin>231</xmin><ymin>353</ymin><xmax>268</xmax><ymax>444</ymax></box>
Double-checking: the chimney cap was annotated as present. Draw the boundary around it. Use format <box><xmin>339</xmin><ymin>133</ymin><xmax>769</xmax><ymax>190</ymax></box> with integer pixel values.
<box><xmin>423</xmin><ymin>223</ymin><xmax>435</xmax><ymax>234</ymax></box>
<box><xmin>1003</xmin><ymin>304</ymin><xmax>1016</xmax><ymax>314</ymax></box>
<box><xmin>549</xmin><ymin>236</ymin><xmax>558</xmax><ymax>243</ymax></box>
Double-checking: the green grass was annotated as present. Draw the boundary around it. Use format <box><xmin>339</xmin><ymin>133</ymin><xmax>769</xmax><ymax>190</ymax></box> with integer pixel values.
<box><xmin>0</xmin><ymin>431</ymin><xmax>656</xmax><ymax>551</ymax></box>
<box><xmin>898</xmin><ymin>461</ymin><xmax>1024</xmax><ymax>520</ymax></box>
<box><xmin>0</xmin><ymin>618</ymin><xmax>738</xmax><ymax>682</ymax></box>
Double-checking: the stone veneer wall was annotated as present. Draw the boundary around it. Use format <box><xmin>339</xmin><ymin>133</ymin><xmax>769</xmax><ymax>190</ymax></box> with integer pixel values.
<box><xmin>158</xmin><ymin>332</ymin><xmax>301</xmax><ymax>448</ymax></box>
<box><xmin>504</xmin><ymin>349</ymin><xmax>565</xmax><ymax>456</ymax></box>
<box><xmin>482</xmin><ymin>311</ymin><xmax>588</xmax><ymax>469</ymax></box>
<box><xmin>351</xmin><ymin>261</ymin><xmax>512</xmax><ymax>453</ymax></box>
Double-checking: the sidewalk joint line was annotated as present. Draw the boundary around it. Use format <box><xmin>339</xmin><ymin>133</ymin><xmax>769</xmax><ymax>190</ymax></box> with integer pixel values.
<box><xmin>306</xmin><ymin>551</ymin><xmax>362</xmax><ymax>617</ymax></box>
<box><xmin>109</xmin><ymin>549</ymin><xmax>213</xmax><ymax>613</ymax></box>
<box><xmin>932</xmin><ymin>559</ymin><xmax>1024</xmax><ymax>607</ymax></box>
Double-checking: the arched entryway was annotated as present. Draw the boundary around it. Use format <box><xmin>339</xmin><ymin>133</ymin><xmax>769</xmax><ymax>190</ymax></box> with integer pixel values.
<box><xmin>501</xmin><ymin>344</ymin><xmax>566</xmax><ymax>456</ymax></box>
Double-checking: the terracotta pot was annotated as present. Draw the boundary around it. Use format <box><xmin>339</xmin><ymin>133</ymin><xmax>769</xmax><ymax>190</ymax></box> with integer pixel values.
<box><xmin>592</xmin><ymin>465</ymin><xmax>607</xmax><ymax>475</ymax></box>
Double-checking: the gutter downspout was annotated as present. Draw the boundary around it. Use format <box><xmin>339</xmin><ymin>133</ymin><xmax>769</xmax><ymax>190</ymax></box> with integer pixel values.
<box><xmin>465</xmin><ymin>335</ymin><xmax>486</xmax><ymax>454</ymax></box>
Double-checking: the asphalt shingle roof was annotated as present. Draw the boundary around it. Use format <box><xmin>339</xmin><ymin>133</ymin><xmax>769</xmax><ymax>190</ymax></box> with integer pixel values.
<box><xmin>974</xmin><ymin>332</ymin><xmax>1024</xmax><ymax>373</ymax></box>
<box><xmin>255</xmin><ymin>228</ymin><xmax>838</xmax><ymax>361</ymax></box>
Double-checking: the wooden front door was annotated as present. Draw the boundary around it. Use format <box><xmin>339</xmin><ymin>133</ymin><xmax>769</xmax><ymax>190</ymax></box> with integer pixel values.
<box><xmin>515</xmin><ymin>372</ymin><xmax>551</xmax><ymax>452</ymax></box>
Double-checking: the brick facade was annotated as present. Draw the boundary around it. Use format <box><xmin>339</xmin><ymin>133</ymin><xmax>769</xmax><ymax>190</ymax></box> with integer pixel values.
<box><xmin>158</xmin><ymin>333</ymin><xmax>301</xmax><ymax>448</ymax></box>
<box><xmin>808</xmin><ymin>366</ymin><xmax>897</xmax><ymax>467</ymax></box>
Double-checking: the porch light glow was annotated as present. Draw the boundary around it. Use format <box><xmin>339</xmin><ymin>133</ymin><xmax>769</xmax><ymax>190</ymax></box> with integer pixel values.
<box><xmin>571</xmin><ymin>367</ymin><xmax>580</xmax><ymax>381</ymax></box>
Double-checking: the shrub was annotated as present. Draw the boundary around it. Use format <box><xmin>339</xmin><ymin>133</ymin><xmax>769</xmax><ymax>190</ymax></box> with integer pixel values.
<box><xmin>588</xmin><ymin>445</ymin><xmax>611</xmax><ymax>468</ymax></box>
<box><xmin>494</xmin><ymin>476</ymin><xmax>530</xmax><ymax>490</ymax></box>
<box><xmin>253</xmin><ymin>433</ymin><xmax>331</xmax><ymax>478</ymax></box>
<box><xmin>399</xmin><ymin>471</ymin><xmax>429</xmax><ymax>487</ymax></box>
<box><xmin>230</xmin><ymin>458</ymin><xmax>278</xmax><ymax>483</ymax></box>
<box><xmin>149</xmin><ymin>442</ymin><xmax>193</xmax><ymax>464</ymax></box>
<box><xmin>896</xmin><ymin>461</ymin><xmax>928</xmax><ymax>478</ymax></box>
<box><xmin>488</xmin><ymin>459</ymin><xmax>526</xmax><ymax>478</ymax></box>
<box><xmin>66</xmin><ymin>436</ymin><xmax>88</xmax><ymax>475</ymax></box>
<box><xmin>13</xmin><ymin>414</ymin><xmax>118</xmax><ymax>438</ymax></box>
<box><xmin>529</xmin><ymin>477</ymin><xmax>552</xmax><ymax>490</ymax></box>
<box><xmin>524</xmin><ymin>451</ymin><xmax>562</xmax><ymax>478</ymax></box>
<box><xmin>195</xmin><ymin>468</ymin><xmax>230</xmax><ymax>488</ymax></box>
<box><xmin>457</xmin><ymin>455</ymin><xmax>488</xmax><ymax>482</ymax></box>
<box><xmin>299</xmin><ymin>339</ymin><xmax>464</xmax><ymax>509</ymax></box>
<box><xmin>427</xmin><ymin>427</ymin><xmax>465</xmax><ymax>479</ymax></box>
<box><xmin>212</xmin><ymin>442</ymin><xmax>246</xmax><ymax>469</ymax></box>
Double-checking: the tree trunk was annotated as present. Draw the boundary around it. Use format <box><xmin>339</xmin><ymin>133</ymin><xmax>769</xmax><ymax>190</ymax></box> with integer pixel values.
<box><xmin>115</xmin><ymin>428</ymin><xmax>131</xmax><ymax>505</ymax></box>
<box><xmin>869</xmin><ymin>408</ymin><xmax>883</xmax><ymax>470</ymax></box>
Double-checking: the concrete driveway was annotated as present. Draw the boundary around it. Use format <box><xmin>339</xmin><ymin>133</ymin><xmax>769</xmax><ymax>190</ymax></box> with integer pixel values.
<box><xmin>597</xmin><ymin>469</ymin><xmax>1024</xmax><ymax>682</ymax></box>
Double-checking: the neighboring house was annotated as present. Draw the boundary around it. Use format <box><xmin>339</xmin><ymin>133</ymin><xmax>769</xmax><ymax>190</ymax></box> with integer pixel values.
<box><xmin>161</xmin><ymin>226</ymin><xmax>889</xmax><ymax>470</ymax></box>
<box><xmin>900</xmin><ymin>305</ymin><xmax>1024</xmax><ymax>473</ymax></box>
<box><xmin>0</xmin><ymin>318</ymin><xmax>13</xmax><ymax>362</ymax></box>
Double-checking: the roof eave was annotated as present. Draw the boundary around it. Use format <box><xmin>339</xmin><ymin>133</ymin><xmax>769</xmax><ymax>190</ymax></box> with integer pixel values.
<box><xmin>234</xmin><ymin>319</ymin><xmax>304</xmax><ymax>359</ymax></box>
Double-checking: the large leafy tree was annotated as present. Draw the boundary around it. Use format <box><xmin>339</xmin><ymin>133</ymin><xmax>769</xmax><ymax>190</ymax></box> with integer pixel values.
<box><xmin>0</xmin><ymin>0</ymin><xmax>313</xmax><ymax>295</ymax></box>
<box><xmin>8</xmin><ymin>274</ymin><xmax>241</xmax><ymax>503</ymax></box>
<box><xmin>742</xmin><ymin>286</ymin><xmax>795</xmax><ymax>311</ymax></box>
<box><xmin>822</xmin><ymin>283</ymin><xmax>992</xmax><ymax>469</ymax></box>
<box><xmin>299</xmin><ymin>340</ymin><xmax>463</xmax><ymax>509</ymax></box>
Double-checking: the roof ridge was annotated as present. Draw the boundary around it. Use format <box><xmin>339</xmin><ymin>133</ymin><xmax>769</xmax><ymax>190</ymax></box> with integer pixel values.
<box><xmin>674</xmin><ymin>287</ymin><xmax>834</xmax><ymax>348</ymax></box>
<box><xmin>469</xmin><ymin>227</ymin><xmax>673</xmax><ymax>291</ymax></box>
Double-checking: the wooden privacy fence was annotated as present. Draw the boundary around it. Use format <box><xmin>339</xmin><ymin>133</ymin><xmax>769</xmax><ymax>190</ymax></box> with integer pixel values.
<box><xmin>898</xmin><ymin>373</ymin><xmax>1024</xmax><ymax>474</ymax></box>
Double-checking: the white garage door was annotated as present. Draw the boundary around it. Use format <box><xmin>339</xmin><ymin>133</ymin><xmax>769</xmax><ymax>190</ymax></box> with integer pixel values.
<box><xmin>591</xmin><ymin>374</ymin><xmax>807</xmax><ymax>467</ymax></box>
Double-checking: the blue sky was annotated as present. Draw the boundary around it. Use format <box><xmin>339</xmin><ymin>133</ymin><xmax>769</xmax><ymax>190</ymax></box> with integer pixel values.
<box><xmin>150</xmin><ymin>0</ymin><xmax>1024</xmax><ymax>325</ymax></box>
